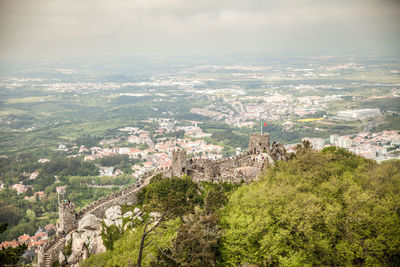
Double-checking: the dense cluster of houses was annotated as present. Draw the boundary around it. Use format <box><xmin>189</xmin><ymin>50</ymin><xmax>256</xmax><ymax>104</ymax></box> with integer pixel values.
<box><xmin>0</xmin><ymin>224</ymin><xmax>56</xmax><ymax>259</ymax></box>
<box><xmin>11</xmin><ymin>167</ymin><xmax>47</xmax><ymax>198</ymax></box>
<box><xmin>81</xmin><ymin>122</ymin><xmax>225</xmax><ymax>177</ymax></box>
<box><xmin>334</xmin><ymin>130</ymin><xmax>400</xmax><ymax>161</ymax></box>
<box><xmin>191</xmin><ymin>94</ymin><xmax>342</xmax><ymax>127</ymax></box>
<box><xmin>301</xmin><ymin>130</ymin><xmax>400</xmax><ymax>161</ymax></box>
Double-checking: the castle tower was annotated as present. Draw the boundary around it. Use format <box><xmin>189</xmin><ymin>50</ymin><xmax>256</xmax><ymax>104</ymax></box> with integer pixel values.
<box><xmin>172</xmin><ymin>148</ymin><xmax>187</xmax><ymax>177</ymax></box>
<box><xmin>57</xmin><ymin>201</ymin><xmax>77</xmax><ymax>236</ymax></box>
<box><xmin>248</xmin><ymin>133</ymin><xmax>270</xmax><ymax>154</ymax></box>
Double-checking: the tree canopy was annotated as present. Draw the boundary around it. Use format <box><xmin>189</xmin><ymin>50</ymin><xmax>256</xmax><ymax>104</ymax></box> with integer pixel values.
<box><xmin>137</xmin><ymin>175</ymin><xmax>202</xmax><ymax>219</ymax></box>
<box><xmin>220</xmin><ymin>147</ymin><xmax>400</xmax><ymax>266</ymax></box>
<box><xmin>82</xmin><ymin>148</ymin><xmax>400</xmax><ymax>267</ymax></box>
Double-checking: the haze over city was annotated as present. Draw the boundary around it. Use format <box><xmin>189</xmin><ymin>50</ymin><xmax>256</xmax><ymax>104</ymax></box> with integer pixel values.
<box><xmin>0</xmin><ymin>0</ymin><xmax>400</xmax><ymax>62</ymax></box>
<box><xmin>0</xmin><ymin>1</ymin><xmax>400</xmax><ymax>266</ymax></box>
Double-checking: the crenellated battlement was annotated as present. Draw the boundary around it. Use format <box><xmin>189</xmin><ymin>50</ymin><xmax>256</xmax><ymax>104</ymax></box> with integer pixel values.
<box><xmin>172</xmin><ymin>148</ymin><xmax>187</xmax><ymax>176</ymax></box>
<box><xmin>38</xmin><ymin>132</ymin><xmax>285</xmax><ymax>267</ymax></box>
<box><xmin>57</xmin><ymin>202</ymin><xmax>77</xmax><ymax>236</ymax></box>
<box><xmin>249</xmin><ymin>132</ymin><xmax>269</xmax><ymax>136</ymax></box>
<box><xmin>248</xmin><ymin>132</ymin><xmax>270</xmax><ymax>154</ymax></box>
<box><xmin>74</xmin><ymin>133</ymin><xmax>275</xmax><ymax>220</ymax></box>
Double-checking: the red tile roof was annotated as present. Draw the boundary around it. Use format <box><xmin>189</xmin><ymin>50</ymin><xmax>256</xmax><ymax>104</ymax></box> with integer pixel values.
<box><xmin>0</xmin><ymin>240</ymin><xmax>21</xmax><ymax>249</ymax></box>
<box><xmin>18</xmin><ymin>234</ymin><xmax>30</xmax><ymax>243</ymax></box>
<box><xmin>28</xmin><ymin>240</ymin><xmax>47</xmax><ymax>247</ymax></box>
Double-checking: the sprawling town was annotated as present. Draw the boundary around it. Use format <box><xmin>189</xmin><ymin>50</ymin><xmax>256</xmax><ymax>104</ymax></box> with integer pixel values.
<box><xmin>1</xmin><ymin>0</ymin><xmax>400</xmax><ymax>265</ymax></box>
<box><xmin>0</xmin><ymin>54</ymin><xmax>399</xmax><ymax>263</ymax></box>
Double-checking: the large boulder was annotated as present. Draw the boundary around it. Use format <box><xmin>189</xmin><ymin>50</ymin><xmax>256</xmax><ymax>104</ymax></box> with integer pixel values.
<box><xmin>105</xmin><ymin>205</ymin><xmax>122</xmax><ymax>221</ymax></box>
<box><xmin>134</xmin><ymin>207</ymin><xmax>141</xmax><ymax>215</ymax></box>
<box><xmin>149</xmin><ymin>212</ymin><xmax>162</xmax><ymax>219</ymax></box>
<box><xmin>103</xmin><ymin>217</ymin><xmax>123</xmax><ymax>228</ymax></box>
<box><xmin>103</xmin><ymin>218</ymin><xmax>114</xmax><ymax>227</ymax></box>
<box><xmin>103</xmin><ymin>205</ymin><xmax>125</xmax><ymax>229</ymax></box>
<box><xmin>78</xmin><ymin>214</ymin><xmax>102</xmax><ymax>231</ymax></box>
<box><xmin>124</xmin><ymin>221</ymin><xmax>134</xmax><ymax>231</ymax></box>
<box><xmin>133</xmin><ymin>208</ymin><xmax>143</xmax><ymax>221</ymax></box>
<box><xmin>67</xmin><ymin>250</ymin><xmax>81</xmax><ymax>265</ymax></box>
<box><xmin>65</xmin><ymin>215</ymin><xmax>106</xmax><ymax>266</ymax></box>
<box><xmin>59</xmin><ymin>251</ymin><xmax>66</xmax><ymax>266</ymax></box>
<box><xmin>257</xmin><ymin>153</ymin><xmax>274</xmax><ymax>164</ymax></box>
<box><xmin>123</xmin><ymin>211</ymin><xmax>133</xmax><ymax>219</ymax></box>
<box><xmin>115</xmin><ymin>219</ymin><xmax>123</xmax><ymax>228</ymax></box>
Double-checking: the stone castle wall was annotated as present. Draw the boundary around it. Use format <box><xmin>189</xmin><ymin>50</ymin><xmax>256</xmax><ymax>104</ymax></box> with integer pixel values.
<box><xmin>248</xmin><ymin>133</ymin><xmax>270</xmax><ymax>154</ymax></box>
<box><xmin>58</xmin><ymin>203</ymin><xmax>77</xmax><ymax>235</ymax></box>
<box><xmin>76</xmin><ymin>166</ymin><xmax>173</xmax><ymax>220</ymax></box>
<box><xmin>37</xmin><ymin>166</ymin><xmax>173</xmax><ymax>267</ymax></box>
<box><xmin>37</xmin><ymin>133</ymin><xmax>279</xmax><ymax>267</ymax></box>
<box><xmin>177</xmin><ymin>150</ymin><xmax>265</xmax><ymax>183</ymax></box>
<box><xmin>171</xmin><ymin>149</ymin><xmax>187</xmax><ymax>177</ymax></box>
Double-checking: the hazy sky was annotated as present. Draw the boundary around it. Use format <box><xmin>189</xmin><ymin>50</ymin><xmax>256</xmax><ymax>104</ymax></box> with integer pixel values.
<box><xmin>0</xmin><ymin>0</ymin><xmax>399</xmax><ymax>61</ymax></box>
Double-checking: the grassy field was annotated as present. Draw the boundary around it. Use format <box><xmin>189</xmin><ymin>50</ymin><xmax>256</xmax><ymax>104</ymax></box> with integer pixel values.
<box><xmin>298</xmin><ymin>117</ymin><xmax>324</xmax><ymax>122</ymax></box>
<box><xmin>340</xmin><ymin>71</ymin><xmax>400</xmax><ymax>83</ymax></box>
<box><xmin>6</xmin><ymin>96</ymin><xmax>56</xmax><ymax>104</ymax></box>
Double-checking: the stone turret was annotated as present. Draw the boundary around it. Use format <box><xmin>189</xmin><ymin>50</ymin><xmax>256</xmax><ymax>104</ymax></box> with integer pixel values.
<box><xmin>248</xmin><ymin>133</ymin><xmax>270</xmax><ymax>154</ymax></box>
<box><xmin>57</xmin><ymin>201</ymin><xmax>77</xmax><ymax>236</ymax></box>
<box><xmin>172</xmin><ymin>148</ymin><xmax>187</xmax><ymax>177</ymax></box>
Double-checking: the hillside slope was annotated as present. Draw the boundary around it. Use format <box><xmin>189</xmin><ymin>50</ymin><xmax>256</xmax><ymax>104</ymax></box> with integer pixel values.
<box><xmin>82</xmin><ymin>147</ymin><xmax>400</xmax><ymax>266</ymax></box>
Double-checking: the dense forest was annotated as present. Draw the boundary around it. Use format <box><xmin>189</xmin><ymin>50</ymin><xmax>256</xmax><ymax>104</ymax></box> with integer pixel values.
<box><xmin>81</xmin><ymin>146</ymin><xmax>400</xmax><ymax>266</ymax></box>
<box><xmin>0</xmin><ymin>155</ymin><xmax>134</xmax><ymax>242</ymax></box>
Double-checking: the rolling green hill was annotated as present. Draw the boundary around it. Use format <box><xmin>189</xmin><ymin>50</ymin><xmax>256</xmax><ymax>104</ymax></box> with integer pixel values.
<box><xmin>82</xmin><ymin>147</ymin><xmax>400</xmax><ymax>266</ymax></box>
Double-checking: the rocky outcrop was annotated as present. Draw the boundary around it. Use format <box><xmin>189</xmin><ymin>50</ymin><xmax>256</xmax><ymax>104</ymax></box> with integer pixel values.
<box><xmin>104</xmin><ymin>205</ymin><xmax>123</xmax><ymax>229</ymax></box>
<box><xmin>270</xmin><ymin>142</ymin><xmax>288</xmax><ymax>161</ymax></box>
<box><xmin>78</xmin><ymin>213</ymin><xmax>102</xmax><ymax>231</ymax></box>
<box><xmin>234</xmin><ymin>166</ymin><xmax>260</xmax><ymax>182</ymax></box>
<box><xmin>64</xmin><ymin>205</ymin><xmax>141</xmax><ymax>266</ymax></box>
<box><xmin>132</xmin><ymin>207</ymin><xmax>143</xmax><ymax>224</ymax></box>
<box><xmin>64</xmin><ymin>214</ymin><xmax>106</xmax><ymax>267</ymax></box>
<box><xmin>123</xmin><ymin>211</ymin><xmax>133</xmax><ymax>219</ymax></box>
<box><xmin>105</xmin><ymin>205</ymin><xmax>122</xmax><ymax>221</ymax></box>
<box><xmin>58</xmin><ymin>251</ymin><xmax>66</xmax><ymax>266</ymax></box>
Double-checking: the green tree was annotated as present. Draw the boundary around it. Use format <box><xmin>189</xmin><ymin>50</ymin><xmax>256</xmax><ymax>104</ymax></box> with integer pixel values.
<box><xmin>5</xmin><ymin>222</ymin><xmax>35</xmax><ymax>241</ymax></box>
<box><xmin>0</xmin><ymin>200</ymin><xmax>21</xmax><ymax>226</ymax></box>
<box><xmin>101</xmin><ymin>222</ymin><xmax>123</xmax><ymax>250</ymax></box>
<box><xmin>0</xmin><ymin>223</ymin><xmax>7</xmax><ymax>234</ymax></box>
<box><xmin>136</xmin><ymin>176</ymin><xmax>202</xmax><ymax>267</ymax></box>
<box><xmin>204</xmin><ymin>186</ymin><xmax>227</xmax><ymax>215</ymax></box>
<box><xmin>25</xmin><ymin>187</ymin><xmax>33</xmax><ymax>197</ymax></box>
<box><xmin>137</xmin><ymin>175</ymin><xmax>202</xmax><ymax>221</ymax></box>
<box><xmin>220</xmin><ymin>148</ymin><xmax>400</xmax><ymax>266</ymax></box>
<box><xmin>169</xmin><ymin>211</ymin><xmax>221</xmax><ymax>267</ymax></box>
<box><xmin>0</xmin><ymin>242</ymin><xmax>27</xmax><ymax>266</ymax></box>
<box><xmin>26</xmin><ymin>209</ymin><xmax>36</xmax><ymax>222</ymax></box>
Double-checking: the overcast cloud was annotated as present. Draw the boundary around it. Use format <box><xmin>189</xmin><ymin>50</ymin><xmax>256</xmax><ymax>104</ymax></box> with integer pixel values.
<box><xmin>0</xmin><ymin>0</ymin><xmax>399</xmax><ymax>61</ymax></box>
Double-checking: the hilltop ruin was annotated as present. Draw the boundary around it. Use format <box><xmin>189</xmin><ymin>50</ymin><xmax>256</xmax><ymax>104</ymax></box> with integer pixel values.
<box><xmin>36</xmin><ymin>132</ymin><xmax>287</xmax><ymax>267</ymax></box>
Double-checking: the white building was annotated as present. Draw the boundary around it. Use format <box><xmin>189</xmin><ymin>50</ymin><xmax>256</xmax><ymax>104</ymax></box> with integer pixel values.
<box><xmin>350</xmin><ymin>145</ymin><xmax>387</xmax><ymax>161</ymax></box>
<box><xmin>336</xmin><ymin>109</ymin><xmax>380</xmax><ymax>120</ymax></box>
<box><xmin>99</xmin><ymin>167</ymin><xmax>114</xmax><ymax>176</ymax></box>
<box><xmin>12</xmin><ymin>184</ymin><xmax>27</xmax><ymax>194</ymax></box>
<box><xmin>330</xmin><ymin>134</ymin><xmax>339</xmax><ymax>145</ymax></box>
<box><xmin>335</xmin><ymin>136</ymin><xmax>352</xmax><ymax>149</ymax></box>
<box><xmin>128</xmin><ymin>135</ymin><xmax>146</xmax><ymax>144</ymax></box>
<box><xmin>29</xmin><ymin>171</ymin><xmax>39</xmax><ymax>180</ymax></box>
<box><xmin>118</xmin><ymin>147</ymin><xmax>130</xmax><ymax>155</ymax></box>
